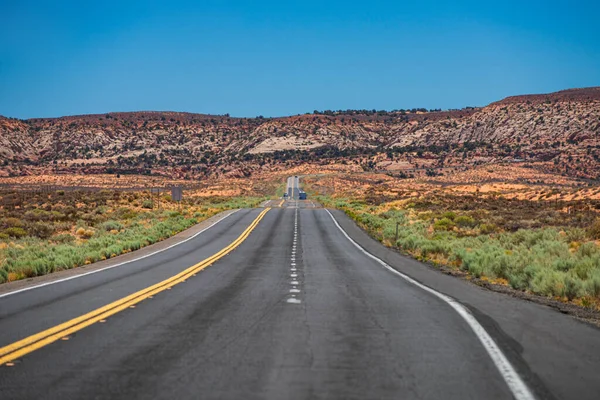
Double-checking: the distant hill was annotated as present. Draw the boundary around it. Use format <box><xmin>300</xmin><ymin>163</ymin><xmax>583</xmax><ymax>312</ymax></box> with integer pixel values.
<box><xmin>1</xmin><ymin>87</ymin><xmax>599</xmax><ymax>180</ymax></box>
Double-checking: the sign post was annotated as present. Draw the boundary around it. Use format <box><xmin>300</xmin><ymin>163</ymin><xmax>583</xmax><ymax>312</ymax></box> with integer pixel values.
<box><xmin>171</xmin><ymin>186</ymin><xmax>183</xmax><ymax>211</ymax></box>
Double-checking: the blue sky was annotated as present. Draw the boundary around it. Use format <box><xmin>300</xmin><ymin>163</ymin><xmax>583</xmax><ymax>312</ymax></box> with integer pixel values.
<box><xmin>1</xmin><ymin>0</ymin><xmax>599</xmax><ymax>119</ymax></box>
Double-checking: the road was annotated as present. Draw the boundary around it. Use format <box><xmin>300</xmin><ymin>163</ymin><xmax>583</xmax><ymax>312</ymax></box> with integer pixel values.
<box><xmin>286</xmin><ymin>175</ymin><xmax>300</xmax><ymax>199</ymax></box>
<box><xmin>1</xmin><ymin>204</ymin><xmax>600</xmax><ymax>398</ymax></box>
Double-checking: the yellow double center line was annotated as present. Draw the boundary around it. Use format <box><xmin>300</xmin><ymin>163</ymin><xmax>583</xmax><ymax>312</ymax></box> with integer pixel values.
<box><xmin>0</xmin><ymin>208</ymin><xmax>271</xmax><ymax>365</ymax></box>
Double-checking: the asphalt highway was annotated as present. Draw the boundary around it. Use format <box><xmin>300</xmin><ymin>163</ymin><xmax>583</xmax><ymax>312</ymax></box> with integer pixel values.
<box><xmin>1</xmin><ymin>205</ymin><xmax>599</xmax><ymax>399</ymax></box>
<box><xmin>286</xmin><ymin>175</ymin><xmax>300</xmax><ymax>199</ymax></box>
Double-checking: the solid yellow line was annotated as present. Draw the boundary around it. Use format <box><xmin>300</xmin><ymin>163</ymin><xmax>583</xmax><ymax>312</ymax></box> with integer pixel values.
<box><xmin>0</xmin><ymin>208</ymin><xmax>271</xmax><ymax>365</ymax></box>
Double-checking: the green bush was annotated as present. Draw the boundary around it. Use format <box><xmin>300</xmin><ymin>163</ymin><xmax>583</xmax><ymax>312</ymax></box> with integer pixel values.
<box><xmin>566</xmin><ymin>228</ymin><xmax>586</xmax><ymax>242</ymax></box>
<box><xmin>442</xmin><ymin>211</ymin><xmax>457</xmax><ymax>221</ymax></box>
<box><xmin>589</xmin><ymin>218</ymin><xmax>600</xmax><ymax>240</ymax></box>
<box><xmin>142</xmin><ymin>199</ymin><xmax>154</xmax><ymax>209</ymax></box>
<box><xmin>114</xmin><ymin>207</ymin><xmax>138</xmax><ymax>220</ymax></box>
<box><xmin>4</xmin><ymin>227</ymin><xmax>28</xmax><ymax>238</ymax></box>
<box><xmin>25</xmin><ymin>221</ymin><xmax>55</xmax><ymax>239</ymax></box>
<box><xmin>52</xmin><ymin>233</ymin><xmax>75</xmax><ymax>243</ymax></box>
<box><xmin>434</xmin><ymin>217</ymin><xmax>455</xmax><ymax>231</ymax></box>
<box><xmin>3</xmin><ymin>217</ymin><xmax>23</xmax><ymax>228</ymax></box>
<box><xmin>479</xmin><ymin>223</ymin><xmax>497</xmax><ymax>234</ymax></box>
<box><xmin>99</xmin><ymin>220</ymin><xmax>124</xmax><ymax>232</ymax></box>
<box><xmin>23</xmin><ymin>209</ymin><xmax>53</xmax><ymax>222</ymax></box>
<box><xmin>455</xmin><ymin>215</ymin><xmax>476</xmax><ymax>228</ymax></box>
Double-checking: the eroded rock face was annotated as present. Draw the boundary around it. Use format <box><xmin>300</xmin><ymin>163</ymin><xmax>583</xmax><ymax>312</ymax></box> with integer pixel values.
<box><xmin>1</xmin><ymin>88</ymin><xmax>599</xmax><ymax>179</ymax></box>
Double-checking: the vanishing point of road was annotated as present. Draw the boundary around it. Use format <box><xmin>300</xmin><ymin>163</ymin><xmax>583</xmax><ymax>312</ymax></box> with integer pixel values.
<box><xmin>0</xmin><ymin>179</ymin><xmax>599</xmax><ymax>399</ymax></box>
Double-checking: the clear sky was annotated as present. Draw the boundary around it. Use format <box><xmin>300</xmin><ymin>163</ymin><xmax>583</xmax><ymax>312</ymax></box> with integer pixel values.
<box><xmin>1</xmin><ymin>0</ymin><xmax>599</xmax><ymax>119</ymax></box>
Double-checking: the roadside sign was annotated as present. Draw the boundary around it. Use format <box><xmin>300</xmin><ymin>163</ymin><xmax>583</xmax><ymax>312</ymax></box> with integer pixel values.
<box><xmin>171</xmin><ymin>186</ymin><xmax>183</xmax><ymax>202</ymax></box>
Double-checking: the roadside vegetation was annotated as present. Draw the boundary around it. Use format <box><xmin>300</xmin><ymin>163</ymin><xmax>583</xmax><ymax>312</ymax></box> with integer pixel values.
<box><xmin>0</xmin><ymin>189</ymin><xmax>265</xmax><ymax>284</ymax></box>
<box><xmin>313</xmin><ymin>188</ymin><xmax>600</xmax><ymax>309</ymax></box>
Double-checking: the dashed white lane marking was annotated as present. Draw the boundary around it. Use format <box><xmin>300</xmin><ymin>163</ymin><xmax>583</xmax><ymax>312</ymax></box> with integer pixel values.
<box><xmin>287</xmin><ymin>207</ymin><xmax>302</xmax><ymax>305</ymax></box>
<box><xmin>325</xmin><ymin>209</ymin><xmax>535</xmax><ymax>400</ymax></box>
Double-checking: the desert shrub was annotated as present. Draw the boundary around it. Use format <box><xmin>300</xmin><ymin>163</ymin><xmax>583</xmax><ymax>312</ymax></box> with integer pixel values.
<box><xmin>577</xmin><ymin>242</ymin><xmax>599</xmax><ymax>258</ymax></box>
<box><xmin>572</xmin><ymin>256</ymin><xmax>598</xmax><ymax>280</ymax></box>
<box><xmin>420</xmin><ymin>240</ymin><xmax>450</xmax><ymax>257</ymax></box>
<box><xmin>417</xmin><ymin>211</ymin><xmax>434</xmax><ymax>221</ymax></box>
<box><xmin>99</xmin><ymin>220</ymin><xmax>124</xmax><ymax>232</ymax></box>
<box><xmin>585</xmin><ymin>270</ymin><xmax>600</xmax><ymax>297</ymax></box>
<box><xmin>382</xmin><ymin>216</ymin><xmax>408</xmax><ymax>240</ymax></box>
<box><xmin>23</xmin><ymin>209</ymin><xmax>53</xmax><ymax>222</ymax></box>
<box><xmin>589</xmin><ymin>218</ymin><xmax>600</xmax><ymax>240</ymax></box>
<box><xmin>359</xmin><ymin>213</ymin><xmax>384</xmax><ymax>231</ymax></box>
<box><xmin>534</xmin><ymin>239</ymin><xmax>570</xmax><ymax>259</ymax></box>
<box><xmin>75</xmin><ymin>227</ymin><xmax>95</xmax><ymax>239</ymax></box>
<box><xmin>380</xmin><ymin>209</ymin><xmax>407</xmax><ymax>222</ymax></box>
<box><xmin>142</xmin><ymin>199</ymin><xmax>154</xmax><ymax>209</ymax></box>
<box><xmin>25</xmin><ymin>221</ymin><xmax>55</xmax><ymax>239</ymax></box>
<box><xmin>566</xmin><ymin>228</ymin><xmax>586</xmax><ymax>242</ymax></box>
<box><xmin>455</xmin><ymin>215</ymin><xmax>476</xmax><ymax>228</ymax></box>
<box><xmin>434</xmin><ymin>217</ymin><xmax>455</xmax><ymax>231</ymax></box>
<box><xmin>563</xmin><ymin>275</ymin><xmax>585</xmax><ymax>300</ymax></box>
<box><xmin>398</xmin><ymin>233</ymin><xmax>427</xmax><ymax>251</ymax></box>
<box><xmin>0</xmin><ymin>233</ymin><xmax>9</xmax><ymax>240</ymax></box>
<box><xmin>442</xmin><ymin>211</ymin><xmax>457</xmax><ymax>221</ymax></box>
<box><xmin>164</xmin><ymin>210</ymin><xmax>181</xmax><ymax>218</ymax></box>
<box><xmin>52</xmin><ymin>233</ymin><xmax>75</xmax><ymax>243</ymax></box>
<box><xmin>4</xmin><ymin>227</ymin><xmax>27</xmax><ymax>238</ymax></box>
<box><xmin>479</xmin><ymin>223</ymin><xmax>497</xmax><ymax>234</ymax></box>
<box><xmin>530</xmin><ymin>269</ymin><xmax>564</xmax><ymax>297</ymax></box>
<box><xmin>3</xmin><ymin>217</ymin><xmax>23</xmax><ymax>228</ymax></box>
<box><xmin>94</xmin><ymin>206</ymin><xmax>108</xmax><ymax>215</ymax></box>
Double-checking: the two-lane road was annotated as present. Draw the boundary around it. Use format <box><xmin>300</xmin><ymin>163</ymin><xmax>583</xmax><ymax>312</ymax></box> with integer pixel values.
<box><xmin>1</xmin><ymin>206</ymin><xmax>599</xmax><ymax>399</ymax></box>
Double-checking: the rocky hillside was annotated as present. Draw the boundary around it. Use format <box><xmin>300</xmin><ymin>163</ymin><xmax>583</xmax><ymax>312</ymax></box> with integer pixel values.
<box><xmin>1</xmin><ymin>88</ymin><xmax>599</xmax><ymax>180</ymax></box>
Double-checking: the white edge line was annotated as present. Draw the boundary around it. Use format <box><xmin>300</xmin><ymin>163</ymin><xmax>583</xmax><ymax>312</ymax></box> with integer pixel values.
<box><xmin>325</xmin><ymin>209</ymin><xmax>535</xmax><ymax>400</ymax></box>
<box><xmin>0</xmin><ymin>209</ymin><xmax>241</xmax><ymax>299</ymax></box>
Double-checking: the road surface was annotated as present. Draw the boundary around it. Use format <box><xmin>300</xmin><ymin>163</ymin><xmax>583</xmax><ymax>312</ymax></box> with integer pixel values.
<box><xmin>0</xmin><ymin>206</ymin><xmax>599</xmax><ymax>399</ymax></box>
<box><xmin>286</xmin><ymin>175</ymin><xmax>300</xmax><ymax>199</ymax></box>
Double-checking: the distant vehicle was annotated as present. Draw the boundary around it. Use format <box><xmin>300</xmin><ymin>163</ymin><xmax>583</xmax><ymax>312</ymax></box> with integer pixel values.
<box><xmin>298</xmin><ymin>191</ymin><xmax>307</xmax><ymax>200</ymax></box>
